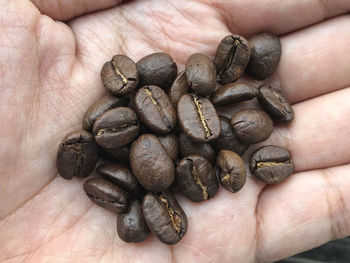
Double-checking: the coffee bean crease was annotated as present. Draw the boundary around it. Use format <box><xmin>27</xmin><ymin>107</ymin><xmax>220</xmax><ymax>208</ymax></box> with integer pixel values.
<box><xmin>193</xmin><ymin>95</ymin><xmax>211</xmax><ymax>138</ymax></box>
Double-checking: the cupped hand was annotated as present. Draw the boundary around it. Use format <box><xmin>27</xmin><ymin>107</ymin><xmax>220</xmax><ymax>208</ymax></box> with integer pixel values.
<box><xmin>1</xmin><ymin>0</ymin><xmax>350</xmax><ymax>262</ymax></box>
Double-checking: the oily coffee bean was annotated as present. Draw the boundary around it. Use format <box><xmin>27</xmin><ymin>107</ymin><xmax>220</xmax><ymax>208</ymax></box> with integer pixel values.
<box><xmin>158</xmin><ymin>133</ymin><xmax>179</xmax><ymax>162</ymax></box>
<box><xmin>82</xmin><ymin>94</ymin><xmax>130</xmax><ymax>132</ymax></box>
<box><xmin>83</xmin><ymin>178</ymin><xmax>129</xmax><ymax>213</ymax></box>
<box><xmin>214</xmin><ymin>35</ymin><xmax>251</xmax><ymax>84</ymax></box>
<box><xmin>134</xmin><ymin>85</ymin><xmax>177</xmax><ymax>134</ymax></box>
<box><xmin>185</xmin><ymin>53</ymin><xmax>216</xmax><ymax>97</ymax></box>
<box><xmin>142</xmin><ymin>191</ymin><xmax>188</xmax><ymax>244</ymax></box>
<box><xmin>178</xmin><ymin>93</ymin><xmax>220</xmax><ymax>143</ymax></box>
<box><xmin>211</xmin><ymin>117</ymin><xmax>248</xmax><ymax>155</ymax></box>
<box><xmin>216</xmin><ymin>150</ymin><xmax>246</xmax><ymax>193</ymax></box>
<box><xmin>117</xmin><ymin>199</ymin><xmax>150</xmax><ymax>243</ymax></box>
<box><xmin>130</xmin><ymin>134</ymin><xmax>175</xmax><ymax>191</ymax></box>
<box><xmin>101</xmin><ymin>55</ymin><xmax>139</xmax><ymax>96</ymax></box>
<box><xmin>258</xmin><ymin>85</ymin><xmax>294</xmax><ymax>123</ymax></box>
<box><xmin>168</xmin><ymin>71</ymin><xmax>189</xmax><ymax>108</ymax></box>
<box><xmin>137</xmin><ymin>53</ymin><xmax>177</xmax><ymax>89</ymax></box>
<box><xmin>176</xmin><ymin>155</ymin><xmax>219</xmax><ymax>202</ymax></box>
<box><xmin>246</xmin><ymin>33</ymin><xmax>282</xmax><ymax>80</ymax></box>
<box><xmin>179</xmin><ymin>132</ymin><xmax>216</xmax><ymax>164</ymax></box>
<box><xmin>231</xmin><ymin>109</ymin><xmax>273</xmax><ymax>144</ymax></box>
<box><xmin>56</xmin><ymin>130</ymin><xmax>99</xmax><ymax>179</ymax></box>
<box><xmin>92</xmin><ymin>107</ymin><xmax>140</xmax><ymax>149</ymax></box>
<box><xmin>96</xmin><ymin>163</ymin><xmax>145</xmax><ymax>199</ymax></box>
<box><xmin>211</xmin><ymin>83</ymin><xmax>258</xmax><ymax>106</ymax></box>
<box><xmin>100</xmin><ymin>145</ymin><xmax>130</xmax><ymax>166</ymax></box>
<box><xmin>249</xmin><ymin>145</ymin><xmax>294</xmax><ymax>184</ymax></box>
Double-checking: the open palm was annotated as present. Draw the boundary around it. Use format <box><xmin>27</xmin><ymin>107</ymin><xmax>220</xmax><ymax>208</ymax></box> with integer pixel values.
<box><xmin>1</xmin><ymin>0</ymin><xmax>350</xmax><ymax>262</ymax></box>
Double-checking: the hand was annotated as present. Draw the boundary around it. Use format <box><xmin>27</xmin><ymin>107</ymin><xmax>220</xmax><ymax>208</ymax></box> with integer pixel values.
<box><xmin>1</xmin><ymin>0</ymin><xmax>350</xmax><ymax>262</ymax></box>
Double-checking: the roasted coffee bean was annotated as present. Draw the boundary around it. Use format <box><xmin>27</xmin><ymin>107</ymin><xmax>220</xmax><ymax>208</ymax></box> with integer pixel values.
<box><xmin>214</xmin><ymin>35</ymin><xmax>250</xmax><ymax>84</ymax></box>
<box><xmin>97</xmin><ymin>163</ymin><xmax>144</xmax><ymax>199</ymax></box>
<box><xmin>176</xmin><ymin>155</ymin><xmax>219</xmax><ymax>202</ymax></box>
<box><xmin>137</xmin><ymin>53</ymin><xmax>177</xmax><ymax>89</ymax></box>
<box><xmin>258</xmin><ymin>85</ymin><xmax>294</xmax><ymax>123</ymax></box>
<box><xmin>158</xmin><ymin>133</ymin><xmax>179</xmax><ymax>162</ymax></box>
<box><xmin>168</xmin><ymin>71</ymin><xmax>189</xmax><ymax>108</ymax></box>
<box><xmin>216</xmin><ymin>150</ymin><xmax>246</xmax><ymax>193</ymax></box>
<box><xmin>82</xmin><ymin>95</ymin><xmax>130</xmax><ymax>132</ymax></box>
<box><xmin>185</xmin><ymin>53</ymin><xmax>217</xmax><ymax>97</ymax></box>
<box><xmin>56</xmin><ymin>130</ymin><xmax>98</xmax><ymax>179</ymax></box>
<box><xmin>101</xmin><ymin>55</ymin><xmax>139</xmax><ymax>96</ymax></box>
<box><xmin>179</xmin><ymin>132</ymin><xmax>216</xmax><ymax>164</ymax></box>
<box><xmin>246</xmin><ymin>33</ymin><xmax>282</xmax><ymax>80</ymax></box>
<box><xmin>211</xmin><ymin>83</ymin><xmax>258</xmax><ymax>106</ymax></box>
<box><xmin>92</xmin><ymin>107</ymin><xmax>139</xmax><ymax>148</ymax></box>
<box><xmin>249</xmin><ymin>146</ymin><xmax>294</xmax><ymax>184</ymax></box>
<box><xmin>134</xmin><ymin>86</ymin><xmax>177</xmax><ymax>134</ymax></box>
<box><xmin>83</xmin><ymin>178</ymin><xmax>129</xmax><ymax>213</ymax></box>
<box><xmin>100</xmin><ymin>145</ymin><xmax>130</xmax><ymax>166</ymax></box>
<box><xmin>178</xmin><ymin>93</ymin><xmax>220</xmax><ymax>143</ymax></box>
<box><xmin>231</xmin><ymin>109</ymin><xmax>273</xmax><ymax>144</ymax></box>
<box><xmin>117</xmin><ymin>199</ymin><xmax>150</xmax><ymax>243</ymax></box>
<box><xmin>130</xmin><ymin>134</ymin><xmax>175</xmax><ymax>191</ymax></box>
<box><xmin>142</xmin><ymin>191</ymin><xmax>188</xmax><ymax>244</ymax></box>
<box><xmin>212</xmin><ymin>117</ymin><xmax>248</xmax><ymax>155</ymax></box>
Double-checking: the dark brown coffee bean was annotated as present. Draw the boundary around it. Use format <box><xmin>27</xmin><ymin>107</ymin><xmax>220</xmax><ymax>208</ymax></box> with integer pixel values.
<box><xmin>246</xmin><ymin>33</ymin><xmax>282</xmax><ymax>80</ymax></box>
<box><xmin>101</xmin><ymin>55</ymin><xmax>139</xmax><ymax>96</ymax></box>
<box><xmin>83</xmin><ymin>178</ymin><xmax>129</xmax><ymax>213</ymax></box>
<box><xmin>211</xmin><ymin>83</ymin><xmax>258</xmax><ymax>106</ymax></box>
<box><xmin>100</xmin><ymin>145</ymin><xmax>130</xmax><ymax>166</ymax></box>
<box><xmin>249</xmin><ymin>145</ymin><xmax>294</xmax><ymax>184</ymax></box>
<box><xmin>185</xmin><ymin>53</ymin><xmax>216</xmax><ymax>97</ymax></box>
<box><xmin>130</xmin><ymin>134</ymin><xmax>175</xmax><ymax>191</ymax></box>
<box><xmin>82</xmin><ymin>95</ymin><xmax>130</xmax><ymax>132</ymax></box>
<box><xmin>216</xmin><ymin>150</ymin><xmax>246</xmax><ymax>193</ymax></box>
<box><xmin>117</xmin><ymin>199</ymin><xmax>150</xmax><ymax>243</ymax></box>
<box><xmin>168</xmin><ymin>71</ymin><xmax>189</xmax><ymax>108</ymax></box>
<box><xmin>176</xmin><ymin>155</ymin><xmax>219</xmax><ymax>202</ymax></box>
<box><xmin>142</xmin><ymin>191</ymin><xmax>187</xmax><ymax>244</ymax></box>
<box><xmin>158</xmin><ymin>133</ymin><xmax>179</xmax><ymax>163</ymax></box>
<box><xmin>137</xmin><ymin>53</ymin><xmax>177</xmax><ymax>89</ymax></box>
<box><xmin>134</xmin><ymin>86</ymin><xmax>177</xmax><ymax>134</ymax></box>
<box><xmin>178</xmin><ymin>93</ymin><xmax>220</xmax><ymax>143</ymax></box>
<box><xmin>214</xmin><ymin>35</ymin><xmax>251</xmax><ymax>84</ymax></box>
<box><xmin>179</xmin><ymin>132</ymin><xmax>216</xmax><ymax>164</ymax></box>
<box><xmin>56</xmin><ymin>130</ymin><xmax>98</xmax><ymax>179</ymax></box>
<box><xmin>212</xmin><ymin>117</ymin><xmax>248</xmax><ymax>155</ymax></box>
<box><xmin>231</xmin><ymin>110</ymin><xmax>273</xmax><ymax>144</ymax></box>
<box><xmin>92</xmin><ymin>107</ymin><xmax>139</xmax><ymax>149</ymax></box>
<box><xmin>258</xmin><ymin>85</ymin><xmax>294</xmax><ymax>123</ymax></box>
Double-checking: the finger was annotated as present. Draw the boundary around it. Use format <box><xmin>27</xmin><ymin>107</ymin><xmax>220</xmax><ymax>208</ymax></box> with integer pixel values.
<box><xmin>255</xmin><ymin>163</ymin><xmax>350</xmax><ymax>262</ymax></box>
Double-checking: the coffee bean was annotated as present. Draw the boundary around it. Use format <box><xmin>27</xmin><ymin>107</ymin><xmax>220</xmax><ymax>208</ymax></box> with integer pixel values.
<box><xmin>117</xmin><ymin>199</ymin><xmax>150</xmax><ymax>243</ymax></box>
<box><xmin>179</xmin><ymin>132</ymin><xmax>216</xmax><ymax>164</ymax></box>
<box><xmin>216</xmin><ymin>150</ymin><xmax>246</xmax><ymax>193</ymax></box>
<box><xmin>258</xmin><ymin>85</ymin><xmax>294</xmax><ymax>123</ymax></box>
<box><xmin>137</xmin><ymin>53</ymin><xmax>177</xmax><ymax>89</ymax></box>
<box><xmin>101</xmin><ymin>55</ymin><xmax>139</xmax><ymax>96</ymax></box>
<box><xmin>168</xmin><ymin>71</ymin><xmax>189</xmax><ymax>108</ymax></box>
<box><xmin>56</xmin><ymin>130</ymin><xmax>98</xmax><ymax>179</ymax></box>
<box><xmin>176</xmin><ymin>155</ymin><xmax>219</xmax><ymax>202</ymax></box>
<box><xmin>214</xmin><ymin>35</ymin><xmax>251</xmax><ymax>84</ymax></box>
<box><xmin>83</xmin><ymin>178</ymin><xmax>129</xmax><ymax>213</ymax></box>
<box><xmin>212</xmin><ymin>117</ymin><xmax>248</xmax><ymax>155</ymax></box>
<box><xmin>211</xmin><ymin>83</ymin><xmax>258</xmax><ymax>106</ymax></box>
<box><xmin>134</xmin><ymin>86</ymin><xmax>177</xmax><ymax>134</ymax></box>
<box><xmin>130</xmin><ymin>134</ymin><xmax>175</xmax><ymax>191</ymax></box>
<box><xmin>142</xmin><ymin>191</ymin><xmax>188</xmax><ymax>244</ymax></box>
<box><xmin>92</xmin><ymin>107</ymin><xmax>140</xmax><ymax>148</ymax></box>
<box><xmin>231</xmin><ymin>109</ymin><xmax>273</xmax><ymax>144</ymax></box>
<box><xmin>249</xmin><ymin>145</ymin><xmax>294</xmax><ymax>184</ymax></box>
<box><xmin>246</xmin><ymin>33</ymin><xmax>282</xmax><ymax>80</ymax></box>
<box><xmin>82</xmin><ymin>95</ymin><xmax>130</xmax><ymax>132</ymax></box>
<box><xmin>186</xmin><ymin>53</ymin><xmax>216</xmax><ymax>97</ymax></box>
<box><xmin>158</xmin><ymin>133</ymin><xmax>179</xmax><ymax>163</ymax></box>
<box><xmin>100</xmin><ymin>145</ymin><xmax>130</xmax><ymax>166</ymax></box>
<box><xmin>178</xmin><ymin>93</ymin><xmax>220</xmax><ymax>143</ymax></box>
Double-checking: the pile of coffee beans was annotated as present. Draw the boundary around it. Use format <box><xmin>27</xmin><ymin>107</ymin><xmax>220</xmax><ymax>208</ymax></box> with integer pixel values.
<box><xmin>56</xmin><ymin>33</ymin><xmax>294</xmax><ymax>245</ymax></box>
